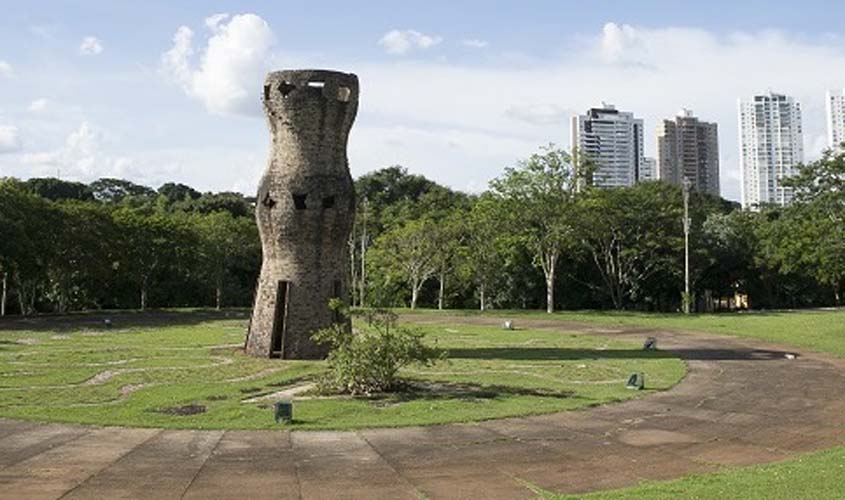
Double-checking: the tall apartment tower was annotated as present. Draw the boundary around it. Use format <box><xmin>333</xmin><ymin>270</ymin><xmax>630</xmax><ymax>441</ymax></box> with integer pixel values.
<box><xmin>825</xmin><ymin>89</ymin><xmax>845</xmax><ymax>150</ymax></box>
<box><xmin>571</xmin><ymin>103</ymin><xmax>644</xmax><ymax>188</ymax></box>
<box><xmin>656</xmin><ymin>109</ymin><xmax>720</xmax><ymax>196</ymax></box>
<box><xmin>640</xmin><ymin>157</ymin><xmax>657</xmax><ymax>182</ymax></box>
<box><xmin>738</xmin><ymin>92</ymin><xmax>803</xmax><ymax>210</ymax></box>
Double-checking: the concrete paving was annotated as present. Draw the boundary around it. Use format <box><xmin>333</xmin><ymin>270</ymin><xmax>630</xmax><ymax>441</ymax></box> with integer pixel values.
<box><xmin>1</xmin><ymin>316</ymin><xmax>844</xmax><ymax>499</ymax></box>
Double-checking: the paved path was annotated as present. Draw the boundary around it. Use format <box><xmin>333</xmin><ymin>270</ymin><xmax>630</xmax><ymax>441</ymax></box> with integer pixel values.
<box><xmin>1</xmin><ymin>316</ymin><xmax>844</xmax><ymax>499</ymax></box>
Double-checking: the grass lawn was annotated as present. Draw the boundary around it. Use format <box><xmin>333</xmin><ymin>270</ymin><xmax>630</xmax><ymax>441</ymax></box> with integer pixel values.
<box><xmin>545</xmin><ymin>445</ymin><xmax>845</xmax><ymax>499</ymax></box>
<box><xmin>404</xmin><ymin>308</ymin><xmax>845</xmax><ymax>356</ymax></box>
<box><xmin>0</xmin><ymin>311</ymin><xmax>684</xmax><ymax>430</ymax></box>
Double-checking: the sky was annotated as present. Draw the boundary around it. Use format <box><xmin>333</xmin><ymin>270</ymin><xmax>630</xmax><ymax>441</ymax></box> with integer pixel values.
<box><xmin>3</xmin><ymin>1</ymin><xmax>845</xmax><ymax>201</ymax></box>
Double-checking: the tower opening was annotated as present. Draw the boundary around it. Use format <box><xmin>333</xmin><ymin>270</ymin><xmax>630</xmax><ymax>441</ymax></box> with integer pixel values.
<box><xmin>271</xmin><ymin>280</ymin><xmax>290</xmax><ymax>358</ymax></box>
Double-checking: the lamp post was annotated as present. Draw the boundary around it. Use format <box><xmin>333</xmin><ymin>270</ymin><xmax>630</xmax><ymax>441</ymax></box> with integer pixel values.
<box><xmin>682</xmin><ymin>177</ymin><xmax>691</xmax><ymax>314</ymax></box>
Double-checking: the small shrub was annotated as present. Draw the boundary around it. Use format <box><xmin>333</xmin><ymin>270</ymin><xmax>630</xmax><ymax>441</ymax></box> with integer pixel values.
<box><xmin>312</xmin><ymin>305</ymin><xmax>445</xmax><ymax>395</ymax></box>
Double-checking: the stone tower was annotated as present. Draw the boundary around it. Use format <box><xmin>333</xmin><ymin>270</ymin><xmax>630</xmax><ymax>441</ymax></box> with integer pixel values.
<box><xmin>245</xmin><ymin>69</ymin><xmax>358</xmax><ymax>359</ymax></box>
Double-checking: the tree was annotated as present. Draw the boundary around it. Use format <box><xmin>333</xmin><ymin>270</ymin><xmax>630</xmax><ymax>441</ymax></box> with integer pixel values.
<box><xmin>158</xmin><ymin>182</ymin><xmax>202</xmax><ymax>210</ymax></box>
<box><xmin>47</xmin><ymin>201</ymin><xmax>117</xmax><ymax>312</ymax></box>
<box><xmin>112</xmin><ymin>209</ymin><xmax>194</xmax><ymax>310</ymax></box>
<box><xmin>24</xmin><ymin>177</ymin><xmax>93</xmax><ymax>201</ymax></box>
<box><xmin>782</xmin><ymin>148</ymin><xmax>845</xmax><ymax>222</ymax></box>
<box><xmin>574</xmin><ymin>183</ymin><xmax>683</xmax><ymax>310</ymax></box>
<box><xmin>765</xmin><ymin>152</ymin><xmax>845</xmax><ymax>303</ymax></box>
<box><xmin>429</xmin><ymin>212</ymin><xmax>467</xmax><ymax>310</ymax></box>
<box><xmin>463</xmin><ymin>195</ymin><xmax>511</xmax><ymax>311</ymax></box>
<box><xmin>0</xmin><ymin>180</ymin><xmax>58</xmax><ymax>314</ymax></box>
<box><xmin>489</xmin><ymin>144</ymin><xmax>587</xmax><ymax>313</ymax></box>
<box><xmin>89</xmin><ymin>178</ymin><xmax>156</xmax><ymax>203</ymax></box>
<box><xmin>190</xmin><ymin>192</ymin><xmax>252</xmax><ymax>217</ymax></box>
<box><xmin>194</xmin><ymin>212</ymin><xmax>256</xmax><ymax>309</ymax></box>
<box><xmin>369</xmin><ymin>218</ymin><xmax>439</xmax><ymax>309</ymax></box>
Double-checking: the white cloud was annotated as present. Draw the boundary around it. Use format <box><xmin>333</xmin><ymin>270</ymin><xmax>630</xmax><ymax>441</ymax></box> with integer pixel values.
<box><xmin>161</xmin><ymin>13</ymin><xmax>275</xmax><ymax>115</ymax></box>
<box><xmin>204</xmin><ymin>13</ymin><xmax>230</xmax><ymax>32</ymax></box>
<box><xmin>599</xmin><ymin>22</ymin><xmax>643</xmax><ymax>64</ymax></box>
<box><xmin>28</xmin><ymin>98</ymin><xmax>49</xmax><ymax>112</ymax></box>
<box><xmin>461</xmin><ymin>39</ymin><xmax>489</xmax><ymax>49</ymax></box>
<box><xmin>505</xmin><ymin>104</ymin><xmax>573</xmax><ymax>125</ymax></box>
<box><xmin>79</xmin><ymin>36</ymin><xmax>104</xmax><ymax>55</ymax></box>
<box><xmin>20</xmin><ymin>122</ymin><xmax>133</xmax><ymax>179</ymax></box>
<box><xmin>379</xmin><ymin>29</ymin><xmax>442</xmax><ymax>55</ymax></box>
<box><xmin>0</xmin><ymin>61</ymin><xmax>12</xmax><ymax>78</ymax></box>
<box><xmin>0</xmin><ymin>125</ymin><xmax>22</xmax><ymax>153</ymax></box>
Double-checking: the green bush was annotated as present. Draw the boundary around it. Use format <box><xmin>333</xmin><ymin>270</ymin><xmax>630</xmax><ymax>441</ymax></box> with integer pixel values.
<box><xmin>312</xmin><ymin>305</ymin><xmax>445</xmax><ymax>395</ymax></box>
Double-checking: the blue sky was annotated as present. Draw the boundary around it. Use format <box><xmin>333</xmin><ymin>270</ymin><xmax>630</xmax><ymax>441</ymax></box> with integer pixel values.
<box><xmin>3</xmin><ymin>1</ymin><xmax>845</xmax><ymax>200</ymax></box>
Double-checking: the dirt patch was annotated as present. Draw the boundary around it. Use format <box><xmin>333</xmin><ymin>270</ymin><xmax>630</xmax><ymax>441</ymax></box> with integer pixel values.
<box><xmin>241</xmin><ymin>383</ymin><xmax>317</xmax><ymax>403</ymax></box>
<box><xmin>84</xmin><ymin>370</ymin><xmax>125</xmax><ymax>385</ymax></box>
<box><xmin>239</xmin><ymin>387</ymin><xmax>263</xmax><ymax>394</ymax></box>
<box><xmin>120</xmin><ymin>384</ymin><xmax>151</xmax><ymax>397</ymax></box>
<box><xmin>207</xmin><ymin>394</ymin><xmax>228</xmax><ymax>401</ymax></box>
<box><xmin>155</xmin><ymin>404</ymin><xmax>206</xmax><ymax>416</ymax></box>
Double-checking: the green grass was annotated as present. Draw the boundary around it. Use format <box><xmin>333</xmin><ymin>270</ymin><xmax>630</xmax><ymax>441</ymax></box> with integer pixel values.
<box><xmin>403</xmin><ymin>308</ymin><xmax>845</xmax><ymax>356</ymax></box>
<box><xmin>0</xmin><ymin>312</ymin><xmax>684</xmax><ymax>430</ymax></box>
<box><xmin>545</xmin><ymin>445</ymin><xmax>845</xmax><ymax>499</ymax></box>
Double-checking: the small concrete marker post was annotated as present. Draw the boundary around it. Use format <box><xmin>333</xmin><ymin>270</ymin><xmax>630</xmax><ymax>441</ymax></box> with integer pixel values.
<box><xmin>503</xmin><ymin>320</ymin><xmax>514</xmax><ymax>330</ymax></box>
<box><xmin>103</xmin><ymin>318</ymin><xmax>113</xmax><ymax>329</ymax></box>
<box><xmin>626</xmin><ymin>373</ymin><xmax>645</xmax><ymax>390</ymax></box>
<box><xmin>643</xmin><ymin>337</ymin><xmax>657</xmax><ymax>351</ymax></box>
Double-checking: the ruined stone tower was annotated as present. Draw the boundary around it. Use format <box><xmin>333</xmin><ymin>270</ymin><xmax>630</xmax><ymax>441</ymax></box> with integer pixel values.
<box><xmin>245</xmin><ymin>69</ymin><xmax>358</xmax><ymax>359</ymax></box>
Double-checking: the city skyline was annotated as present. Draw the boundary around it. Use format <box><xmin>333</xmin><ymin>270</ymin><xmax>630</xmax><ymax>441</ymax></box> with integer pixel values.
<box><xmin>4</xmin><ymin>2</ymin><xmax>845</xmax><ymax>202</ymax></box>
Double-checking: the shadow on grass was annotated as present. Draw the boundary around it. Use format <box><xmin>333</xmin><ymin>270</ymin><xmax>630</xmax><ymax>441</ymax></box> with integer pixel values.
<box><xmin>370</xmin><ymin>381</ymin><xmax>576</xmax><ymax>404</ymax></box>
<box><xmin>0</xmin><ymin>309</ymin><xmax>251</xmax><ymax>333</ymax></box>
<box><xmin>448</xmin><ymin>347</ymin><xmax>795</xmax><ymax>361</ymax></box>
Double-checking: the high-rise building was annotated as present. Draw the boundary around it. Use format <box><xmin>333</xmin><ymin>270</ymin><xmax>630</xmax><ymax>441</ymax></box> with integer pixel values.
<box><xmin>825</xmin><ymin>89</ymin><xmax>845</xmax><ymax>150</ymax></box>
<box><xmin>639</xmin><ymin>157</ymin><xmax>656</xmax><ymax>182</ymax></box>
<box><xmin>571</xmin><ymin>103</ymin><xmax>644</xmax><ymax>188</ymax></box>
<box><xmin>738</xmin><ymin>92</ymin><xmax>803</xmax><ymax>210</ymax></box>
<box><xmin>656</xmin><ymin>109</ymin><xmax>720</xmax><ymax>196</ymax></box>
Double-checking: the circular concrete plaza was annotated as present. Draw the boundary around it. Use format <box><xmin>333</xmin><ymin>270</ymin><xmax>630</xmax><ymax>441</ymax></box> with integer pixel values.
<box><xmin>0</xmin><ymin>316</ymin><xmax>843</xmax><ymax>499</ymax></box>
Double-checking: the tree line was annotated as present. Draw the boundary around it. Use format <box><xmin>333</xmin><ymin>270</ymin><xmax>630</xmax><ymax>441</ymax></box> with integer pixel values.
<box><xmin>1</xmin><ymin>144</ymin><xmax>842</xmax><ymax>316</ymax></box>
<box><xmin>0</xmin><ymin>178</ymin><xmax>259</xmax><ymax>315</ymax></box>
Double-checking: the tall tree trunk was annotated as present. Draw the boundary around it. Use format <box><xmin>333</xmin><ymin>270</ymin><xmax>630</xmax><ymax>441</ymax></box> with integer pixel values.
<box><xmin>1</xmin><ymin>272</ymin><xmax>6</xmax><ymax>317</ymax></box>
<box><xmin>140</xmin><ymin>287</ymin><xmax>147</xmax><ymax>311</ymax></box>
<box><xmin>543</xmin><ymin>251</ymin><xmax>559</xmax><ymax>314</ymax></box>
<box><xmin>410</xmin><ymin>278</ymin><xmax>419</xmax><ymax>310</ymax></box>
<box><xmin>358</xmin><ymin>205</ymin><xmax>367</xmax><ymax>307</ymax></box>
<box><xmin>479</xmin><ymin>282</ymin><xmax>486</xmax><ymax>311</ymax></box>
<box><xmin>438</xmin><ymin>271</ymin><xmax>445</xmax><ymax>310</ymax></box>
<box><xmin>215</xmin><ymin>284</ymin><xmax>222</xmax><ymax>311</ymax></box>
<box><xmin>348</xmin><ymin>236</ymin><xmax>357</xmax><ymax>307</ymax></box>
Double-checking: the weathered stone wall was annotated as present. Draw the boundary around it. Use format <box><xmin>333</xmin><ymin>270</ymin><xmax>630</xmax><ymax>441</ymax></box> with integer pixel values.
<box><xmin>245</xmin><ymin>69</ymin><xmax>358</xmax><ymax>359</ymax></box>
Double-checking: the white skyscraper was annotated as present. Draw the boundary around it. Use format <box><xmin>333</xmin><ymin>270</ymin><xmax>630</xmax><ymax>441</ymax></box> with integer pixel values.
<box><xmin>738</xmin><ymin>92</ymin><xmax>803</xmax><ymax>210</ymax></box>
<box><xmin>825</xmin><ymin>89</ymin><xmax>845</xmax><ymax>150</ymax></box>
<box><xmin>571</xmin><ymin>103</ymin><xmax>644</xmax><ymax>188</ymax></box>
